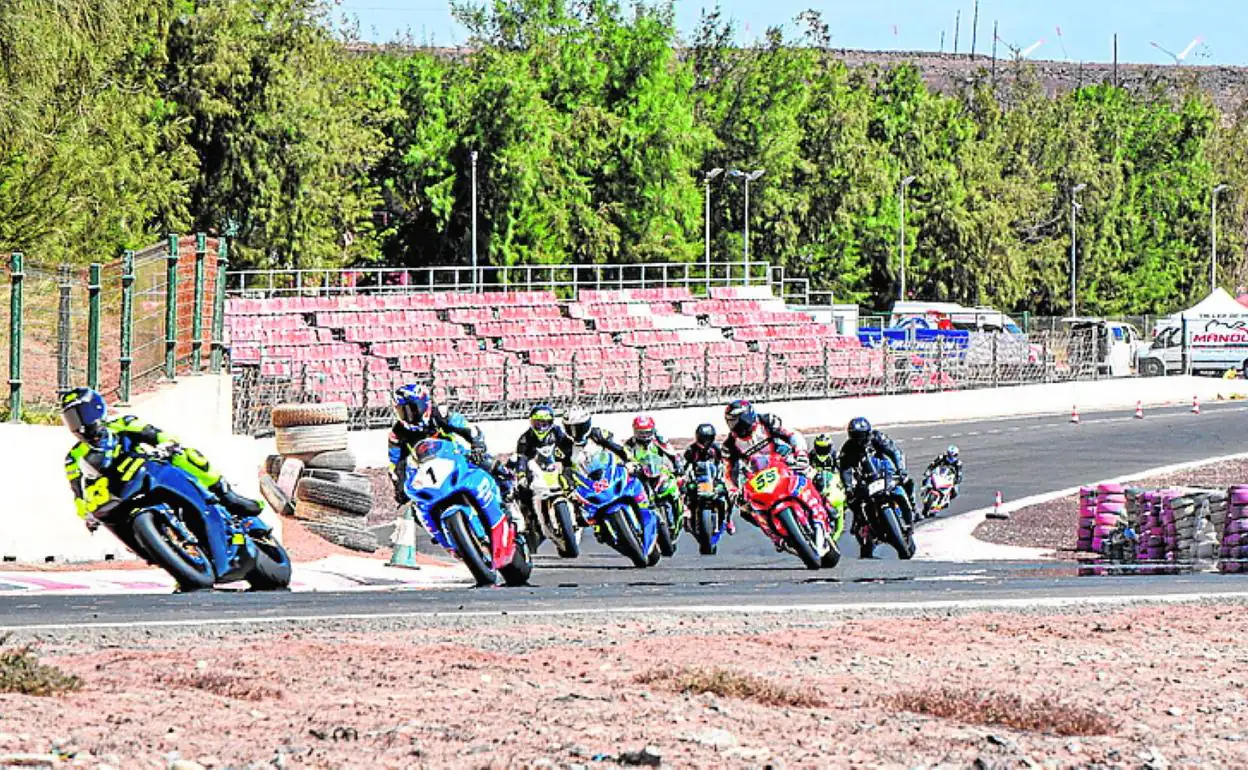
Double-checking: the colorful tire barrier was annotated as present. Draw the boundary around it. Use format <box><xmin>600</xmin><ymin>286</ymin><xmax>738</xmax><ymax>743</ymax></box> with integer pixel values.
<box><xmin>1222</xmin><ymin>485</ymin><xmax>1248</xmax><ymax>574</ymax></box>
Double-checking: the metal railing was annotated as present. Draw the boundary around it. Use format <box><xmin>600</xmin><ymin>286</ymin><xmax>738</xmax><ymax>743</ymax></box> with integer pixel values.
<box><xmin>225</xmin><ymin>260</ymin><xmax>828</xmax><ymax>305</ymax></box>
<box><xmin>4</xmin><ymin>235</ymin><xmax>226</xmax><ymax>421</ymax></box>
<box><xmin>230</xmin><ymin>329</ymin><xmax>1097</xmax><ymax>436</ymax></box>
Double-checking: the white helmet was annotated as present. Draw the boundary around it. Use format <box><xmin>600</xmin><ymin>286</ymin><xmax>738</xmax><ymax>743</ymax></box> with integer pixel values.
<box><xmin>565</xmin><ymin>406</ymin><xmax>592</xmax><ymax>443</ymax></box>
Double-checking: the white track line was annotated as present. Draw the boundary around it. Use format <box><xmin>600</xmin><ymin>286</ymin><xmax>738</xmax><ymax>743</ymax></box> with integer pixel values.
<box><xmin>4</xmin><ymin>591</ymin><xmax>1248</xmax><ymax>632</ymax></box>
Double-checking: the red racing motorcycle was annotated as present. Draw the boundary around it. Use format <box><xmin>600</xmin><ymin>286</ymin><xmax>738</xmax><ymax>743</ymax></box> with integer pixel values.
<box><xmin>740</xmin><ymin>450</ymin><xmax>841</xmax><ymax>570</ymax></box>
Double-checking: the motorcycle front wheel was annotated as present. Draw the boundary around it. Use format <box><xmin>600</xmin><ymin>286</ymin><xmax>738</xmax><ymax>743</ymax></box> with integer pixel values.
<box><xmin>696</xmin><ymin>505</ymin><xmax>718</xmax><ymax>555</ymax></box>
<box><xmin>880</xmin><ymin>505</ymin><xmax>916</xmax><ymax>560</ymax></box>
<box><xmin>131</xmin><ymin>510</ymin><xmax>215</xmax><ymax>591</ymax></box>
<box><xmin>777</xmin><ymin>507</ymin><xmax>822</xmax><ymax>570</ymax></box>
<box><xmin>553</xmin><ymin>500</ymin><xmax>580</xmax><ymax>559</ymax></box>
<box><xmin>656</xmin><ymin>502</ymin><xmax>676</xmax><ymax>557</ymax></box>
<box><xmin>445</xmin><ymin>510</ymin><xmax>498</xmax><ymax>586</ymax></box>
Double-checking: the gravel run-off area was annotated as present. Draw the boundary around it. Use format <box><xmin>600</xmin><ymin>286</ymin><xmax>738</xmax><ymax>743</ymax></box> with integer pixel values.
<box><xmin>975</xmin><ymin>458</ymin><xmax>1248</xmax><ymax>553</ymax></box>
<box><xmin>5</xmin><ymin>602</ymin><xmax>1248</xmax><ymax>768</ymax></box>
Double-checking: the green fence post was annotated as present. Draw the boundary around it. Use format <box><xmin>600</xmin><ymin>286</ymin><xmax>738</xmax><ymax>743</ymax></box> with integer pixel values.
<box><xmin>210</xmin><ymin>236</ymin><xmax>229</xmax><ymax>373</ymax></box>
<box><xmin>8</xmin><ymin>252</ymin><xmax>23</xmax><ymax>422</ymax></box>
<box><xmin>87</xmin><ymin>263</ymin><xmax>101</xmax><ymax>390</ymax></box>
<box><xmin>119</xmin><ymin>250</ymin><xmax>134</xmax><ymax>404</ymax></box>
<box><xmin>164</xmin><ymin>233</ymin><xmax>179</xmax><ymax>380</ymax></box>
<box><xmin>192</xmin><ymin>232</ymin><xmax>206</xmax><ymax>372</ymax></box>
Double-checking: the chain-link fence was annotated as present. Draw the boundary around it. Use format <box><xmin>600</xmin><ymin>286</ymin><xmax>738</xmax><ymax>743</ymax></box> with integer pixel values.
<box><xmin>3</xmin><ymin>234</ymin><xmax>227</xmax><ymax>423</ymax></box>
<box><xmin>230</xmin><ymin>327</ymin><xmax>1099</xmax><ymax>436</ymax></box>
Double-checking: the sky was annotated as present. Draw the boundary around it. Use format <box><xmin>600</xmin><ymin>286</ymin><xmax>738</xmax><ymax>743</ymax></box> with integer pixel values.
<box><xmin>332</xmin><ymin>0</ymin><xmax>1248</xmax><ymax>65</ymax></box>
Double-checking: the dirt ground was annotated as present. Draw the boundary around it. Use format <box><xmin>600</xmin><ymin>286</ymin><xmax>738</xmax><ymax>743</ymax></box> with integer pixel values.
<box><xmin>975</xmin><ymin>459</ymin><xmax>1248</xmax><ymax>552</ymax></box>
<box><xmin>4</xmin><ymin>602</ymin><xmax>1248</xmax><ymax>769</ymax></box>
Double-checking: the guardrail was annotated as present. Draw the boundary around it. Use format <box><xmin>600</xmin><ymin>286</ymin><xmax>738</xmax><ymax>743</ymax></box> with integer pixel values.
<box><xmin>230</xmin><ymin>329</ymin><xmax>1096</xmax><ymax>436</ymax></box>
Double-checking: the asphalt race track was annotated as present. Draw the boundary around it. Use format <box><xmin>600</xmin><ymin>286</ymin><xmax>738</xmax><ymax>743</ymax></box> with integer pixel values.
<box><xmin>3</xmin><ymin>402</ymin><xmax>1247</xmax><ymax>629</ymax></box>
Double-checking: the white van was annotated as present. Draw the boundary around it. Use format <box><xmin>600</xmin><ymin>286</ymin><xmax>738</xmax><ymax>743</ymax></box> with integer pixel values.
<box><xmin>1137</xmin><ymin>289</ymin><xmax>1248</xmax><ymax>377</ymax></box>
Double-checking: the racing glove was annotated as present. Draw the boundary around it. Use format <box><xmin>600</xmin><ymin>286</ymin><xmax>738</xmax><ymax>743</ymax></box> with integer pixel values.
<box><xmin>83</xmin><ymin>513</ymin><xmax>102</xmax><ymax>533</ymax></box>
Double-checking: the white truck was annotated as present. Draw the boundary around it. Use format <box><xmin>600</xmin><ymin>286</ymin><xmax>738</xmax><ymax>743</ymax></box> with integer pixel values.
<box><xmin>1136</xmin><ymin>289</ymin><xmax>1248</xmax><ymax>377</ymax></box>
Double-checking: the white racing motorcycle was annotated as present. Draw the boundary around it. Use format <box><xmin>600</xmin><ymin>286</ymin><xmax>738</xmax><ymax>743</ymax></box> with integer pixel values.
<box><xmin>921</xmin><ymin>465</ymin><xmax>957</xmax><ymax>518</ymax></box>
<box><xmin>526</xmin><ymin>444</ymin><xmax>582</xmax><ymax>558</ymax></box>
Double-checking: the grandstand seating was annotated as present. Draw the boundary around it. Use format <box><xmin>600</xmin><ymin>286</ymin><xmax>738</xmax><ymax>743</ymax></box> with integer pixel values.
<box><xmin>225</xmin><ymin>284</ymin><xmax>878</xmax><ymax>409</ymax></box>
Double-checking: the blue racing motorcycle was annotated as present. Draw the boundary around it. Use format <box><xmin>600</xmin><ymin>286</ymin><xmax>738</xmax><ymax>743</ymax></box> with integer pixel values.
<box><xmin>852</xmin><ymin>452</ymin><xmax>916</xmax><ymax>560</ymax></box>
<box><xmin>573</xmin><ymin>451</ymin><xmax>660</xmax><ymax>568</ymax></box>
<box><xmin>85</xmin><ymin>446</ymin><xmax>290</xmax><ymax>591</ymax></box>
<box><xmin>404</xmin><ymin>438</ymin><xmax>533</xmax><ymax>587</ymax></box>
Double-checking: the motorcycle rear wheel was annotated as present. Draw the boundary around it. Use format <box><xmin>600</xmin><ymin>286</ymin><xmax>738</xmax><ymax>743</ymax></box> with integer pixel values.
<box><xmin>132</xmin><ymin>510</ymin><xmax>215</xmax><ymax>591</ymax></box>
<box><xmin>446</xmin><ymin>510</ymin><xmax>498</xmax><ymax>587</ymax></box>
<box><xmin>498</xmin><ymin>534</ymin><xmax>533</xmax><ymax>586</ymax></box>
<box><xmin>247</xmin><ymin>535</ymin><xmax>292</xmax><ymax>590</ymax></box>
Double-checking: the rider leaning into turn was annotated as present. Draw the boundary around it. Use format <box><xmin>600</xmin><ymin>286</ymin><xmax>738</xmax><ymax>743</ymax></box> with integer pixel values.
<box><xmin>925</xmin><ymin>445</ymin><xmax>964</xmax><ymax>500</ymax></box>
<box><xmin>562</xmin><ymin>406</ymin><xmax>631</xmax><ymax>464</ymax></box>
<box><xmin>683</xmin><ymin>423</ymin><xmax>735</xmax><ymax>535</ymax></box>
<box><xmin>837</xmin><ymin>416</ymin><xmax>918</xmax><ymax>527</ymax></box>
<box><xmin>388</xmin><ymin>384</ymin><xmax>514</xmax><ymax>505</ymax></box>
<box><xmin>514</xmin><ymin>404</ymin><xmax>575</xmax><ymax>467</ymax></box>
<box><xmin>61</xmin><ymin>387</ymin><xmax>263</xmax><ymax>533</ymax></box>
<box><xmin>624</xmin><ymin>415</ymin><xmax>685</xmax><ymax>474</ymax></box>
<box><xmin>808</xmin><ymin>432</ymin><xmax>840</xmax><ymax>492</ymax></box>
<box><xmin>722</xmin><ymin>399</ymin><xmax>808</xmax><ymax>488</ymax></box>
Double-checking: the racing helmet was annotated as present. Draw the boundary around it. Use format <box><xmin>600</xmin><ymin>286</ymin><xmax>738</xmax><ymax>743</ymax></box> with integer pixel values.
<box><xmin>846</xmin><ymin>416</ymin><xmax>872</xmax><ymax>445</ymax></box>
<box><xmin>529</xmin><ymin>404</ymin><xmax>555</xmax><ymax>440</ymax></box>
<box><xmin>61</xmin><ymin>387</ymin><xmax>113</xmax><ymax>448</ymax></box>
<box><xmin>393</xmin><ymin>383</ymin><xmax>433</xmax><ymax>430</ymax></box>
<box><xmin>724</xmin><ymin>399</ymin><xmax>757</xmax><ymax>438</ymax></box>
<box><xmin>632</xmin><ymin>415</ymin><xmax>656</xmax><ymax>445</ymax></box>
<box><xmin>694</xmin><ymin>423</ymin><xmax>717</xmax><ymax>447</ymax></box>
<box><xmin>945</xmin><ymin>444</ymin><xmax>960</xmax><ymax>464</ymax></box>
<box><xmin>565</xmin><ymin>406</ymin><xmax>592</xmax><ymax>443</ymax></box>
<box><xmin>812</xmin><ymin>433</ymin><xmax>836</xmax><ymax>461</ymax></box>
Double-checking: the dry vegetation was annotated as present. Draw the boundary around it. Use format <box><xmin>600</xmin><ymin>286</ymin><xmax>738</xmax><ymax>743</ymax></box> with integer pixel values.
<box><xmin>635</xmin><ymin>665</ymin><xmax>826</xmax><ymax>708</ymax></box>
<box><xmin>0</xmin><ymin>634</ymin><xmax>81</xmax><ymax>696</ymax></box>
<box><xmin>890</xmin><ymin>687</ymin><xmax>1118</xmax><ymax>736</ymax></box>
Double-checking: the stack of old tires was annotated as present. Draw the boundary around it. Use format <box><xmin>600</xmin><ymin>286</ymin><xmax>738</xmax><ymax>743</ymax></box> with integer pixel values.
<box><xmin>1220</xmin><ymin>485</ymin><xmax>1248</xmax><ymax>573</ymax></box>
<box><xmin>1090</xmin><ymin>483</ymin><xmax>1126</xmax><ymax>555</ymax></box>
<box><xmin>266</xmin><ymin>403</ymin><xmax>378</xmax><ymax>553</ymax></box>
<box><xmin>1075</xmin><ymin>486</ymin><xmax>1096</xmax><ymax>551</ymax></box>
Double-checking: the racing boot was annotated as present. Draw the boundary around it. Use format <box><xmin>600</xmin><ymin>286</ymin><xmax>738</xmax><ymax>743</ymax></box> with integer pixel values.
<box><xmin>209</xmin><ymin>479</ymin><xmax>263</xmax><ymax>522</ymax></box>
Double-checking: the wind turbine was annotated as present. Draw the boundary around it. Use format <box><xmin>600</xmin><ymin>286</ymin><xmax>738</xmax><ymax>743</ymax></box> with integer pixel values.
<box><xmin>996</xmin><ymin>33</ymin><xmax>1044</xmax><ymax>60</ymax></box>
<box><xmin>1150</xmin><ymin>37</ymin><xmax>1203</xmax><ymax>65</ymax></box>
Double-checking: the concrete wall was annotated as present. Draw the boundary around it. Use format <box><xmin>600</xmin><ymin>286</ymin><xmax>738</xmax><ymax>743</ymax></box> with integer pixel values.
<box><xmin>320</xmin><ymin>375</ymin><xmax>1248</xmax><ymax>470</ymax></box>
<box><xmin>0</xmin><ymin>375</ymin><xmax>274</xmax><ymax>563</ymax></box>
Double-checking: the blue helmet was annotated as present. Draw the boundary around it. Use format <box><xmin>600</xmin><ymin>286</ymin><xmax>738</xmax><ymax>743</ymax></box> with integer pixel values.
<box><xmin>945</xmin><ymin>444</ymin><xmax>960</xmax><ymax>464</ymax></box>
<box><xmin>61</xmin><ymin>387</ymin><xmax>113</xmax><ymax>448</ymax></box>
<box><xmin>394</xmin><ymin>384</ymin><xmax>433</xmax><ymax>430</ymax></box>
<box><xmin>846</xmin><ymin>417</ymin><xmax>872</xmax><ymax>444</ymax></box>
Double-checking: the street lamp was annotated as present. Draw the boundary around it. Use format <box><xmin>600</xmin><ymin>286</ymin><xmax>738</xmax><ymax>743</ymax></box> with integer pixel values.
<box><xmin>1212</xmin><ymin>183</ymin><xmax>1231</xmax><ymax>292</ymax></box>
<box><xmin>703</xmin><ymin>168</ymin><xmax>724</xmax><ymax>292</ymax></box>
<box><xmin>470</xmin><ymin>151</ymin><xmax>479</xmax><ymax>292</ymax></box>
<box><xmin>1070</xmin><ymin>183</ymin><xmax>1086</xmax><ymax>316</ymax></box>
<box><xmin>728</xmin><ymin>169</ymin><xmax>765</xmax><ymax>285</ymax></box>
<box><xmin>898</xmin><ymin>175</ymin><xmax>916</xmax><ymax>301</ymax></box>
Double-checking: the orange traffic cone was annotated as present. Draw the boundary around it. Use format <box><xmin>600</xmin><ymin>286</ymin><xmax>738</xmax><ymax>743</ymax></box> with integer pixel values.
<box><xmin>1134</xmin><ymin>401</ymin><xmax>1144</xmax><ymax>419</ymax></box>
<box><xmin>1070</xmin><ymin>405</ymin><xmax>1080</xmax><ymax>424</ymax></box>
<box><xmin>987</xmin><ymin>490</ymin><xmax>1009</xmax><ymax>520</ymax></box>
<box><xmin>1191</xmin><ymin>395</ymin><xmax>1201</xmax><ymax>415</ymax></box>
